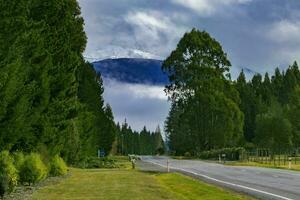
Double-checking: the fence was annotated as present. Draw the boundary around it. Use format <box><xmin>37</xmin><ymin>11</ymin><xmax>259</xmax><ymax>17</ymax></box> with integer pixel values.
<box><xmin>240</xmin><ymin>148</ymin><xmax>300</xmax><ymax>166</ymax></box>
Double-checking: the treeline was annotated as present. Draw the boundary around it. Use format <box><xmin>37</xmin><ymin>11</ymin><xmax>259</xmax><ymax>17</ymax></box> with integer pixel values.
<box><xmin>0</xmin><ymin>0</ymin><xmax>115</xmax><ymax>164</ymax></box>
<box><xmin>114</xmin><ymin>121</ymin><xmax>165</xmax><ymax>155</ymax></box>
<box><xmin>163</xmin><ymin>28</ymin><xmax>300</xmax><ymax>156</ymax></box>
<box><xmin>236</xmin><ymin>62</ymin><xmax>300</xmax><ymax>152</ymax></box>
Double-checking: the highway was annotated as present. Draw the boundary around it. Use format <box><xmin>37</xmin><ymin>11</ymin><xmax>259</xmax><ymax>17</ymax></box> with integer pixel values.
<box><xmin>141</xmin><ymin>156</ymin><xmax>300</xmax><ymax>200</ymax></box>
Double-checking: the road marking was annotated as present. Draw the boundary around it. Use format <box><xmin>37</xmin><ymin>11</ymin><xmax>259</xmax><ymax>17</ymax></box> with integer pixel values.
<box><xmin>145</xmin><ymin>159</ymin><xmax>294</xmax><ymax>200</ymax></box>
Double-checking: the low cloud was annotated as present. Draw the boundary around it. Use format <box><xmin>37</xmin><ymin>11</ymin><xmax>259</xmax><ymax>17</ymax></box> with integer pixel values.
<box><xmin>103</xmin><ymin>78</ymin><xmax>170</xmax><ymax>132</ymax></box>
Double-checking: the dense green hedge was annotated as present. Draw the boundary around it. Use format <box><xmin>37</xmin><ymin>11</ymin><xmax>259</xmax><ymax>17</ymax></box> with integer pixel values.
<box><xmin>82</xmin><ymin>157</ymin><xmax>118</xmax><ymax>169</ymax></box>
<box><xmin>0</xmin><ymin>151</ymin><xmax>18</xmax><ymax>195</ymax></box>
<box><xmin>49</xmin><ymin>155</ymin><xmax>68</xmax><ymax>176</ymax></box>
<box><xmin>19</xmin><ymin>153</ymin><xmax>48</xmax><ymax>185</ymax></box>
<box><xmin>0</xmin><ymin>151</ymin><xmax>68</xmax><ymax>197</ymax></box>
<box><xmin>198</xmin><ymin>147</ymin><xmax>245</xmax><ymax>161</ymax></box>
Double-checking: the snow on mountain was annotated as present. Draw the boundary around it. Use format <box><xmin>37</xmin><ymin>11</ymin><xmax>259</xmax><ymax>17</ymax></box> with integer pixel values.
<box><xmin>84</xmin><ymin>46</ymin><xmax>162</xmax><ymax>62</ymax></box>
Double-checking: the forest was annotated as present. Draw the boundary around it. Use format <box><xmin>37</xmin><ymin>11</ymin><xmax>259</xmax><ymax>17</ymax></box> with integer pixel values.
<box><xmin>163</xmin><ymin>29</ymin><xmax>300</xmax><ymax>156</ymax></box>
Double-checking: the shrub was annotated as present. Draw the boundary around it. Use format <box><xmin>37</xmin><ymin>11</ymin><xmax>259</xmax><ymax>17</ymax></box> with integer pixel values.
<box><xmin>198</xmin><ymin>147</ymin><xmax>245</xmax><ymax>161</ymax></box>
<box><xmin>49</xmin><ymin>155</ymin><xmax>68</xmax><ymax>176</ymax></box>
<box><xmin>19</xmin><ymin>153</ymin><xmax>47</xmax><ymax>185</ymax></box>
<box><xmin>13</xmin><ymin>152</ymin><xmax>25</xmax><ymax>170</ymax></box>
<box><xmin>184</xmin><ymin>152</ymin><xmax>191</xmax><ymax>158</ymax></box>
<box><xmin>0</xmin><ymin>151</ymin><xmax>18</xmax><ymax>194</ymax></box>
<box><xmin>0</xmin><ymin>175</ymin><xmax>8</xmax><ymax>198</ymax></box>
<box><xmin>84</xmin><ymin>157</ymin><xmax>117</xmax><ymax>169</ymax></box>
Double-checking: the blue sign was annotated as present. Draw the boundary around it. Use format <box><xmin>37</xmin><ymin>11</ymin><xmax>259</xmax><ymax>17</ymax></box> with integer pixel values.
<box><xmin>98</xmin><ymin>149</ymin><xmax>105</xmax><ymax>157</ymax></box>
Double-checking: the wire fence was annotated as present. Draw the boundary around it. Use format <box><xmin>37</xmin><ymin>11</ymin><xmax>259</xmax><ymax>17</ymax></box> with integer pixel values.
<box><xmin>240</xmin><ymin>148</ymin><xmax>300</xmax><ymax>166</ymax></box>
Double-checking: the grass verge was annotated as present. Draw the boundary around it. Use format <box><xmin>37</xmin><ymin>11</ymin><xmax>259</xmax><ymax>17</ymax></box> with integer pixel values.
<box><xmin>31</xmin><ymin>157</ymin><xmax>253</xmax><ymax>200</ymax></box>
<box><xmin>226</xmin><ymin>161</ymin><xmax>300</xmax><ymax>171</ymax></box>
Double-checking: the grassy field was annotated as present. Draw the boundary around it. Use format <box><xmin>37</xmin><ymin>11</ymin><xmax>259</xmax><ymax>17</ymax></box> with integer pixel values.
<box><xmin>31</xmin><ymin>158</ymin><xmax>253</xmax><ymax>200</ymax></box>
<box><xmin>226</xmin><ymin>161</ymin><xmax>300</xmax><ymax>171</ymax></box>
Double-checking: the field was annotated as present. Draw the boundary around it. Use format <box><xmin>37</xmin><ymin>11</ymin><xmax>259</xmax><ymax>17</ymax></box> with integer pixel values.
<box><xmin>31</xmin><ymin>158</ymin><xmax>253</xmax><ymax>200</ymax></box>
<box><xmin>226</xmin><ymin>160</ymin><xmax>300</xmax><ymax>171</ymax></box>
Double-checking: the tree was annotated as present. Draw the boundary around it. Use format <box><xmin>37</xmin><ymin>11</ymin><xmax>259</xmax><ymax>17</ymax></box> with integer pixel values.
<box><xmin>255</xmin><ymin>101</ymin><xmax>292</xmax><ymax>152</ymax></box>
<box><xmin>163</xmin><ymin>29</ymin><xmax>243</xmax><ymax>155</ymax></box>
<box><xmin>0</xmin><ymin>0</ymin><xmax>117</xmax><ymax>164</ymax></box>
<box><xmin>287</xmin><ymin>86</ymin><xmax>300</xmax><ymax>147</ymax></box>
<box><xmin>154</xmin><ymin>126</ymin><xmax>165</xmax><ymax>155</ymax></box>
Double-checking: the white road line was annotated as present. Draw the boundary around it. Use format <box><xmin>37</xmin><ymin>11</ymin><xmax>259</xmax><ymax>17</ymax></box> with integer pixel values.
<box><xmin>145</xmin><ymin>159</ymin><xmax>294</xmax><ymax>200</ymax></box>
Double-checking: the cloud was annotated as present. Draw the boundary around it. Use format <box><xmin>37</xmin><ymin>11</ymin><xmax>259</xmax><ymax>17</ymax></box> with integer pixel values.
<box><xmin>266</xmin><ymin>20</ymin><xmax>300</xmax><ymax>66</ymax></box>
<box><xmin>102</xmin><ymin>78</ymin><xmax>170</xmax><ymax>132</ymax></box>
<box><xmin>124</xmin><ymin>10</ymin><xmax>187</xmax><ymax>57</ymax></box>
<box><xmin>268</xmin><ymin>20</ymin><xmax>300</xmax><ymax>44</ymax></box>
<box><xmin>171</xmin><ymin>0</ymin><xmax>252</xmax><ymax>16</ymax></box>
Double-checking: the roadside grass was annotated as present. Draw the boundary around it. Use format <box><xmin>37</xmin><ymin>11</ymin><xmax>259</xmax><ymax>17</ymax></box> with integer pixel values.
<box><xmin>31</xmin><ymin>157</ymin><xmax>253</xmax><ymax>200</ymax></box>
<box><xmin>156</xmin><ymin>173</ymin><xmax>253</xmax><ymax>200</ymax></box>
<box><xmin>32</xmin><ymin>169</ymin><xmax>252</xmax><ymax>200</ymax></box>
<box><xmin>226</xmin><ymin>161</ymin><xmax>300</xmax><ymax>171</ymax></box>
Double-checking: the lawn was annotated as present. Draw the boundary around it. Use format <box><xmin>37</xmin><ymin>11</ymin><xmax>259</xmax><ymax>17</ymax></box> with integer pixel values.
<box><xmin>31</xmin><ymin>168</ymin><xmax>253</xmax><ymax>200</ymax></box>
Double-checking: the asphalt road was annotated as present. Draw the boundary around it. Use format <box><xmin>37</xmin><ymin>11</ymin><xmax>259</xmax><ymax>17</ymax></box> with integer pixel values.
<box><xmin>140</xmin><ymin>156</ymin><xmax>300</xmax><ymax>200</ymax></box>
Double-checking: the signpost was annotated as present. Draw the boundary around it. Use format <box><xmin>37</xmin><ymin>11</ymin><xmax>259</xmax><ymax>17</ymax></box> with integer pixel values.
<box><xmin>98</xmin><ymin>149</ymin><xmax>105</xmax><ymax>158</ymax></box>
<box><xmin>222</xmin><ymin>154</ymin><xmax>226</xmax><ymax>164</ymax></box>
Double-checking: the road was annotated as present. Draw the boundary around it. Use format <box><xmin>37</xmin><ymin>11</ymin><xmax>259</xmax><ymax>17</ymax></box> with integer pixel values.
<box><xmin>141</xmin><ymin>156</ymin><xmax>300</xmax><ymax>200</ymax></box>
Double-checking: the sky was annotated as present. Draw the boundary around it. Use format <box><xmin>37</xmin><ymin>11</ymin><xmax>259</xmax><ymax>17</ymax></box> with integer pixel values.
<box><xmin>78</xmin><ymin>0</ymin><xmax>300</xmax><ymax>132</ymax></box>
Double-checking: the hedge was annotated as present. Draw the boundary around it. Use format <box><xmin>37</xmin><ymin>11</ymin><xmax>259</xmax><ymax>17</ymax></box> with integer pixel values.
<box><xmin>198</xmin><ymin>147</ymin><xmax>245</xmax><ymax>161</ymax></box>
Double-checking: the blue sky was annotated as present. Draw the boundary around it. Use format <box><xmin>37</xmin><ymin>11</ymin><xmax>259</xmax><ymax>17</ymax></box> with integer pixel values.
<box><xmin>78</xmin><ymin>0</ymin><xmax>300</xmax><ymax>131</ymax></box>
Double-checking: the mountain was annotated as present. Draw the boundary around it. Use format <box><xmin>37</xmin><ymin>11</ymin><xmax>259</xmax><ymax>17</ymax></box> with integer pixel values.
<box><xmin>92</xmin><ymin>58</ymin><xmax>257</xmax><ymax>85</ymax></box>
<box><xmin>92</xmin><ymin>58</ymin><xmax>169</xmax><ymax>85</ymax></box>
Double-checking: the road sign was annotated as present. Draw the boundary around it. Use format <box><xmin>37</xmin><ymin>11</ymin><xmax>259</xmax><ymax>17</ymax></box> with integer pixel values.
<box><xmin>98</xmin><ymin>149</ymin><xmax>105</xmax><ymax>158</ymax></box>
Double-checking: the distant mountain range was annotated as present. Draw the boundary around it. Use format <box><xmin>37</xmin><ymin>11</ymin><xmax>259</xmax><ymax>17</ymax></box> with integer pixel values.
<box><xmin>92</xmin><ymin>58</ymin><xmax>257</xmax><ymax>85</ymax></box>
<box><xmin>93</xmin><ymin>58</ymin><xmax>169</xmax><ymax>85</ymax></box>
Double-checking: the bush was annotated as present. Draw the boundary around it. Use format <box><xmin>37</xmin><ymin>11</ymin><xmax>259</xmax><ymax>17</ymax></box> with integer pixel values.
<box><xmin>198</xmin><ymin>147</ymin><xmax>245</xmax><ymax>161</ymax></box>
<box><xmin>184</xmin><ymin>152</ymin><xmax>191</xmax><ymax>158</ymax></box>
<box><xmin>13</xmin><ymin>152</ymin><xmax>25</xmax><ymax>170</ymax></box>
<box><xmin>19</xmin><ymin>153</ymin><xmax>47</xmax><ymax>185</ymax></box>
<box><xmin>49</xmin><ymin>155</ymin><xmax>68</xmax><ymax>176</ymax></box>
<box><xmin>84</xmin><ymin>157</ymin><xmax>117</xmax><ymax>169</ymax></box>
<box><xmin>0</xmin><ymin>151</ymin><xmax>18</xmax><ymax>194</ymax></box>
<box><xmin>0</xmin><ymin>175</ymin><xmax>8</xmax><ymax>198</ymax></box>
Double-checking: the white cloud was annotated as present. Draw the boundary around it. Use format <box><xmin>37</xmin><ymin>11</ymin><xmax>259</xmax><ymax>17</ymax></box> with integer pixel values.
<box><xmin>268</xmin><ymin>20</ymin><xmax>300</xmax><ymax>44</ymax></box>
<box><xmin>171</xmin><ymin>0</ymin><xmax>252</xmax><ymax>16</ymax></box>
<box><xmin>104</xmin><ymin>79</ymin><xmax>167</xmax><ymax>101</ymax></box>
<box><xmin>266</xmin><ymin>20</ymin><xmax>300</xmax><ymax>65</ymax></box>
<box><xmin>124</xmin><ymin>10</ymin><xmax>188</xmax><ymax>57</ymax></box>
<box><xmin>102</xmin><ymin>78</ymin><xmax>170</xmax><ymax>132</ymax></box>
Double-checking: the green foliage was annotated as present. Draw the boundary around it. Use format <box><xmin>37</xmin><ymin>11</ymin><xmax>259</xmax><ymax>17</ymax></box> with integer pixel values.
<box><xmin>0</xmin><ymin>175</ymin><xmax>8</xmax><ymax>198</ymax></box>
<box><xmin>12</xmin><ymin>152</ymin><xmax>25</xmax><ymax>170</ymax></box>
<box><xmin>164</xmin><ymin>29</ymin><xmax>243</xmax><ymax>155</ymax></box>
<box><xmin>164</xmin><ymin>28</ymin><xmax>300</xmax><ymax>156</ymax></box>
<box><xmin>0</xmin><ymin>151</ymin><xmax>18</xmax><ymax>194</ymax></box>
<box><xmin>49</xmin><ymin>155</ymin><xmax>68</xmax><ymax>176</ymax></box>
<box><xmin>199</xmin><ymin>147</ymin><xmax>245</xmax><ymax>161</ymax></box>
<box><xmin>83</xmin><ymin>157</ymin><xmax>117</xmax><ymax>169</ymax></box>
<box><xmin>116</xmin><ymin>122</ymin><xmax>165</xmax><ymax>156</ymax></box>
<box><xmin>254</xmin><ymin>101</ymin><xmax>292</xmax><ymax>152</ymax></box>
<box><xmin>0</xmin><ymin>0</ymin><xmax>116</xmax><ymax>165</ymax></box>
<box><xmin>19</xmin><ymin>153</ymin><xmax>47</xmax><ymax>185</ymax></box>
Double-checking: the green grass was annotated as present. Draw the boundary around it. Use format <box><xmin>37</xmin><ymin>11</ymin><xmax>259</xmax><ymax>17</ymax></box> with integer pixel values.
<box><xmin>31</xmin><ymin>168</ymin><xmax>253</xmax><ymax>200</ymax></box>
<box><xmin>226</xmin><ymin>161</ymin><xmax>300</xmax><ymax>171</ymax></box>
<box><xmin>156</xmin><ymin>173</ymin><xmax>252</xmax><ymax>200</ymax></box>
